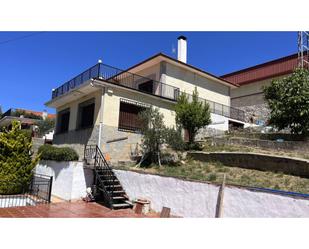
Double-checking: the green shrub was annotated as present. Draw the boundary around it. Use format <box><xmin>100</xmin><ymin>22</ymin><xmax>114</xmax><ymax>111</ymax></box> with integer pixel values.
<box><xmin>19</xmin><ymin>129</ymin><xmax>32</xmax><ymax>141</ymax></box>
<box><xmin>138</xmin><ymin>107</ymin><xmax>166</xmax><ymax>166</ymax></box>
<box><xmin>185</xmin><ymin>142</ymin><xmax>204</xmax><ymax>151</ymax></box>
<box><xmin>0</xmin><ymin>121</ymin><xmax>39</xmax><ymax>194</ymax></box>
<box><xmin>208</xmin><ymin>173</ymin><xmax>217</xmax><ymax>181</ymax></box>
<box><xmin>164</xmin><ymin>126</ymin><xmax>186</xmax><ymax>151</ymax></box>
<box><xmin>38</xmin><ymin>144</ymin><xmax>79</xmax><ymax>161</ymax></box>
<box><xmin>35</xmin><ymin>118</ymin><xmax>55</xmax><ymax>137</ymax></box>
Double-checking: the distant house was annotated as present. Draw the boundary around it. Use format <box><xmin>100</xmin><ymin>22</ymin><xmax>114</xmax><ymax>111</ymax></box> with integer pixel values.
<box><xmin>0</xmin><ymin>108</ymin><xmax>55</xmax><ymax>139</ymax></box>
<box><xmin>222</xmin><ymin>53</ymin><xmax>299</xmax><ymax>124</ymax></box>
<box><xmin>45</xmin><ymin>36</ymin><xmax>247</xmax><ymax>163</ymax></box>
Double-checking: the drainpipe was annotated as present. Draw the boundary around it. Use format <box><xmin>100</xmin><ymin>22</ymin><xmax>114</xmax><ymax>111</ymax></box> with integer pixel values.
<box><xmin>98</xmin><ymin>86</ymin><xmax>105</xmax><ymax>149</ymax></box>
<box><xmin>90</xmin><ymin>59</ymin><xmax>105</xmax><ymax>149</ymax></box>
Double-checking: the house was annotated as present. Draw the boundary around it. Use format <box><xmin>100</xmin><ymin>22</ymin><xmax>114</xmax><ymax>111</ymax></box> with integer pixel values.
<box><xmin>222</xmin><ymin>53</ymin><xmax>299</xmax><ymax>124</ymax></box>
<box><xmin>45</xmin><ymin>36</ymin><xmax>246</xmax><ymax>163</ymax></box>
<box><xmin>0</xmin><ymin>108</ymin><xmax>55</xmax><ymax>129</ymax></box>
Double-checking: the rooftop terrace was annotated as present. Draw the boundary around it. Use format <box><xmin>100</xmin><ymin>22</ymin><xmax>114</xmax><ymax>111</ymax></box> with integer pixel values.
<box><xmin>51</xmin><ymin>62</ymin><xmax>245</xmax><ymax>122</ymax></box>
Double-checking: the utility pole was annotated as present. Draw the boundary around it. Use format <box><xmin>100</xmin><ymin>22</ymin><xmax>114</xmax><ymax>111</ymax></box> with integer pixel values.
<box><xmin>298</xmin><ymin>31</ymin><xmax>309</xmax><ymax>69</ymax></box>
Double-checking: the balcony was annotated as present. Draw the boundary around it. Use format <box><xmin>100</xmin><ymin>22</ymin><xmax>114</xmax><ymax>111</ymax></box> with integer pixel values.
<box><xmin>51</xmin><ymin>63</ymin><xmax>245</xmax><ymax>122</ymax></box>
<box><xmin>52</xmin><ymin>63</ymin><xmax>180</xmax><ymax>101</ymax></box>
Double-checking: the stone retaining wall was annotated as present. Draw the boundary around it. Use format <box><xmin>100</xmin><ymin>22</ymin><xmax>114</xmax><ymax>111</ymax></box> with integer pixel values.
<box><xmin>188</xmin><ymin>151</ymin><xmax>309</xmax><ymax>178</ymax></box>
<box><xmin>212</xmin><ymin>137</ymin><xmax>309</xmax><ymax>153</ymax></box>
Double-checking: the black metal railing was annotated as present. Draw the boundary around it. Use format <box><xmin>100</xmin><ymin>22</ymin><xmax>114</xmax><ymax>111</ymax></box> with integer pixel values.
<box><xmin>0</xmin><ymin>174</ymin><xmax>53</xmax><ymax>208</ymax></box>
<box><xmin>183</xmin><ymin>92</ymin><xmax>245</xmax><ymax>121</ymax></box>
<box><xmin>84</xmin><ymin>145</ymin><xmax>115</xmax><ymax>208</ymax></box>
<box><xmin>52</xmin><ymin>63</ymin><xmax>180</xmax><ymax>101</ymax></box>
<box><xmin>51</xmin><ymin>63</ymin><xmax>245</xmax><ymax>122</ymax></box>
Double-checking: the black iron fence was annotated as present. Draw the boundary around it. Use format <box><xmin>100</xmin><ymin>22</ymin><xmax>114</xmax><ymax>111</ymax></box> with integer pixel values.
<box><xmin>51</xmin><ymin>63</ymin><xmax>245</xmax><ymax>122</ymax></box>
<box><xmin>0</xmin><ymin>173</ymin><xmax>53</xmax><ymax>208</ymax></box>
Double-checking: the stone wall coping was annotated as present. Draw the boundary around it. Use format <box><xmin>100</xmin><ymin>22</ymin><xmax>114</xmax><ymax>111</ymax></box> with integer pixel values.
<box><xmin>114</xmin><ymin>167</ymin><xmax>222</xmax><ymax>187</ymax></box>
<box><xmin>188</xmin><ymin>151</ymin><xmax>309</xmax><ymax>163</ymax></box>
<box><xmin>217</xmin><ymin>136</ymin><xmax>307</xmax><ymax>144</ymax></box>
<box><xmin>39</xmin><ymin>160</ymin><xmax>83</xmax><ymax>164</ymax></box>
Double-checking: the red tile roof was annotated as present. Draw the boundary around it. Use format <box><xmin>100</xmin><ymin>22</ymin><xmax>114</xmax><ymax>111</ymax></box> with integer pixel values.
<box><xmin>221</xmin><ymin>53</ymin><xmax>300</xmax><ymax>86</ymax></box>
<box><xmin>17</xmin><ymin>109</ymin><xmax>56</xmax><ymax>119</ymax></box>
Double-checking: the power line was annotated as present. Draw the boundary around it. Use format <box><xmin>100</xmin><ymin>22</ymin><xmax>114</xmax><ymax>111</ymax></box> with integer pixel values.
<box><xmin>0</xmin><ymin>31</ymin><xmax>46</xmax><ymax>46</ymax></box>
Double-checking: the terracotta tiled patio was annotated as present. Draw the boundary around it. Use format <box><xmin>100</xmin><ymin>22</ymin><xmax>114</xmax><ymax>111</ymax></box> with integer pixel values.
<box><xmin>0</xmin><ymin>201</ymin><xmax>160</xmax><ymax>218</ymax></box>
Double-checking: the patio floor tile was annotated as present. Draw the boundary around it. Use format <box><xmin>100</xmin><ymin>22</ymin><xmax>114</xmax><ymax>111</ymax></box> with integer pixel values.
<box><xmin>0</xmin><ymin>201</ymin><xmax>160</xmax><ymax>218</ymax></box>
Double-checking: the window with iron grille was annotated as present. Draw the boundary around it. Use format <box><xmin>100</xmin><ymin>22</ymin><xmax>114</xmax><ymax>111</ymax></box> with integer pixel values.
<box><xmin>56</xmin><ymin>108</ymin><xmax>70</xmax><ymax>134</ymax></box>
<box><xmin>118</xmin><ymin>99</ymin><xmax>148</xmax><ymax>132</ymax></box>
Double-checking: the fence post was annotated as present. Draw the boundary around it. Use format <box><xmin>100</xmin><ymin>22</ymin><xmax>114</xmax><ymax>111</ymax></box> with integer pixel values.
<box><xmin>84</xmin><ymin>144</ymin><xmax>86</xmax><ymax>160</ymax></box>
<box><xmin>215</xmin><ymin>174</ymin><xmax>226</xmax><ymax>218</ymax></box>
<box><xmin>48</xmin><ymin>176</ymin><xmax>53</xmax><ymax>203</ymax></box>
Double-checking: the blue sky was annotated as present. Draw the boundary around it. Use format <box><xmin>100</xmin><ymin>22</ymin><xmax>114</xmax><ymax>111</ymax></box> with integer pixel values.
<box><xmin>0</xmin><ymin>32</ymin><xmax>297</xmax><ymax>114</ymax></box>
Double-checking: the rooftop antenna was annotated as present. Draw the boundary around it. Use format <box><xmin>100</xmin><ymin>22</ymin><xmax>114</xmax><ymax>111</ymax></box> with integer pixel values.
<box><xmin>298</xmin><ymin>31</ymin><xmax>309</xmax><ymax>69</ymax></box>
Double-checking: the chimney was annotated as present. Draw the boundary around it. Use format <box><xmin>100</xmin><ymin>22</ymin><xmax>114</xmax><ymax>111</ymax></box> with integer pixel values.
<box><xmin>177</xmin><ymin>35</ymin><xmax>187</xmax><ymax>63</ymax></box>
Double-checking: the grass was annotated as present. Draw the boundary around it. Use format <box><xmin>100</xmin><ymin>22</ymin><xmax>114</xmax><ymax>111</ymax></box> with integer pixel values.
<box><xmin>116</xmin><ymin>159</ymin><xmax>309</xmax><ymax>194</ymax></box>
<box><xmin>203</xmin><ymin>143</ymin><xmax>253</xmax><ymax>153</ymax></box>
<box><xmin>203</xmin><ymin>142</ymin><xmax>309</xmax><ymax>160</ymax></box>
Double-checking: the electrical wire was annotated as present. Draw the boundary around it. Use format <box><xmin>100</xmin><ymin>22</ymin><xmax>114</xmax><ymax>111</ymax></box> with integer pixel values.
<box><xmin>0</xmin><ymin>31</ymin><xmax>46</xmax><ymax>46</ymax></box>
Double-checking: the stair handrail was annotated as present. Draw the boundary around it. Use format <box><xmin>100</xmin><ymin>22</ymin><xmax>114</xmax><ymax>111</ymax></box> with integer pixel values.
<box><xmin>84</xmin><ymin>144</ymin><xmax>115</xmax><ymax>208</ymax></box>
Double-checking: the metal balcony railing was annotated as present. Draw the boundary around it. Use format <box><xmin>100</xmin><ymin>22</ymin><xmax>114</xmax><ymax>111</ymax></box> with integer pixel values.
<box><xmin>51</xmin><ymin>63</ymin><xmax>245</xmax><ymax>122</ymax></box>
<box><xmin>183</xmin><ymin>93</ymin><xmax>245</xmax><ymax>121</ymax></box>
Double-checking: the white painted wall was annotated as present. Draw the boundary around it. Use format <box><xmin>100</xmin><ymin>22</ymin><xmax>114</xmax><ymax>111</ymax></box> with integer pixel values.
<box><xmin>35</xmin><ymin>161</ymin><xmax>93</xmax><ymax>201</ymax></box>
<box><xmin>223</xmin><ymin>187</ymin><xmax>309</xmax><ymax>218</ymax></box>
<box><xmin>114</xmin><ymin>169</ymin><xmax>309</xmax><ymax>218</ymax></box>
<box><xmin>114</xmin><ymin>169</ymin><xmax>219</xmax><ymax>217</ymax></box>
<box><xmin>164</xmin><ymin>62</ymin><xmax>231</xmax><ymax>106</ymax></box>
<box><xmin>208</xmin><ymin>113</ymin><xmax>229</xmax><ymax>131</ymax></box>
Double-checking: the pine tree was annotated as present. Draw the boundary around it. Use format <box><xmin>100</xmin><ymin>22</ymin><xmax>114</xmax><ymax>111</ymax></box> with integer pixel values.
<box><xmin>175</xmin><ymin>87</ymin><xmax>211</xmax><ymax>144</ymax></box>
<box><xmin>0</xmin><ymin>120</ymin><xmax>40</xmax><ymax>194</ymax></box>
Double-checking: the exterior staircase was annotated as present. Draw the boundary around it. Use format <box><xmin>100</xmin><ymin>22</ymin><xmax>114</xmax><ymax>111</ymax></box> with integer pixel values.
<box><xmin>84</xmin><ymin>145</ymin><xmax>132</xmax><ymax>209</ymax></box>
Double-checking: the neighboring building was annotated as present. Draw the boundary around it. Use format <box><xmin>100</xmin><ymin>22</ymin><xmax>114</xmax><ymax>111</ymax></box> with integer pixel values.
<box><xmin>222</xmin><ymin>53</ymin><xmax>299</xmax><ymax>124</ymax></box>
<box><xmin>0</xmin><ymin>108</ymin><xmax>56</xmax><ymax>139</ymax></box>
<box><xmin>45</xmin><ymin>36</ymin><xmax>246</xmax><ymax>163</ymax></box>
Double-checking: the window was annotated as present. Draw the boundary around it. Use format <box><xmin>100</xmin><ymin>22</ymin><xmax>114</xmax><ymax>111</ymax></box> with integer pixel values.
<box><xmin>138</xmin><ymin>80</ymin><xmax>153</xmax><ymax>94</ymax></box>
<box><xmin>77</xmin><ymin>98</ymin><xmax>95</xmax><ymax>129</ymax></box>
<box><xmin>56</xmin><ymin>108</ymin><xmax>70</xmax><ymax>134</ymax></box>
<box><xmin>118</xmin><ymin>100</ymin><xmax>147</xmax><ymax>132</ymax></box>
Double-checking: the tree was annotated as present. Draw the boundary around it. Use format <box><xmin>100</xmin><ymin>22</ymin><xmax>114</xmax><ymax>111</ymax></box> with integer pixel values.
<box><xmin>137</xmin><ymin>107</ymin><xmax>166</xmax><ymax>167</ymax></box>
<box><xmin>0</xmin><ymin>120</ymin><xmax>40</xmax><ymax>194</ymax></box>
<box><xmin>35</xmin><ymin>117</ymin><xmax>55</xmax><ymax>137</ymax></box>
<box><xmin>263</xmin><ymin>68</ymin><xmax>309</xmax><ymax>135</ymax></box>
<box><xmin>175</xmin><ymin>87</ymin><xmax>211</xmax><ymax>144</ymax></box>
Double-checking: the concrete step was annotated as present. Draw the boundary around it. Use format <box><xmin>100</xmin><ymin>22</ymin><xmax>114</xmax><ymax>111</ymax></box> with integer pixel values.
<box><xmin>112</xmin><ymin>196</ymin><xmax>126</xmax><ymax>200</ymax></box>
<box><xmin>112</xmin><ymin>203</ymin><xmax>132</xmax><ymax>209</ymax></box>
<box><xmin>111</xmin><ymin>190</ymin><xmax>125</xmax><ymax>194</ymax></box>
<box><xmin>103</xmin><ymin>179</ymin><xmax>119</xmax><ymax>183</ymax></box>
